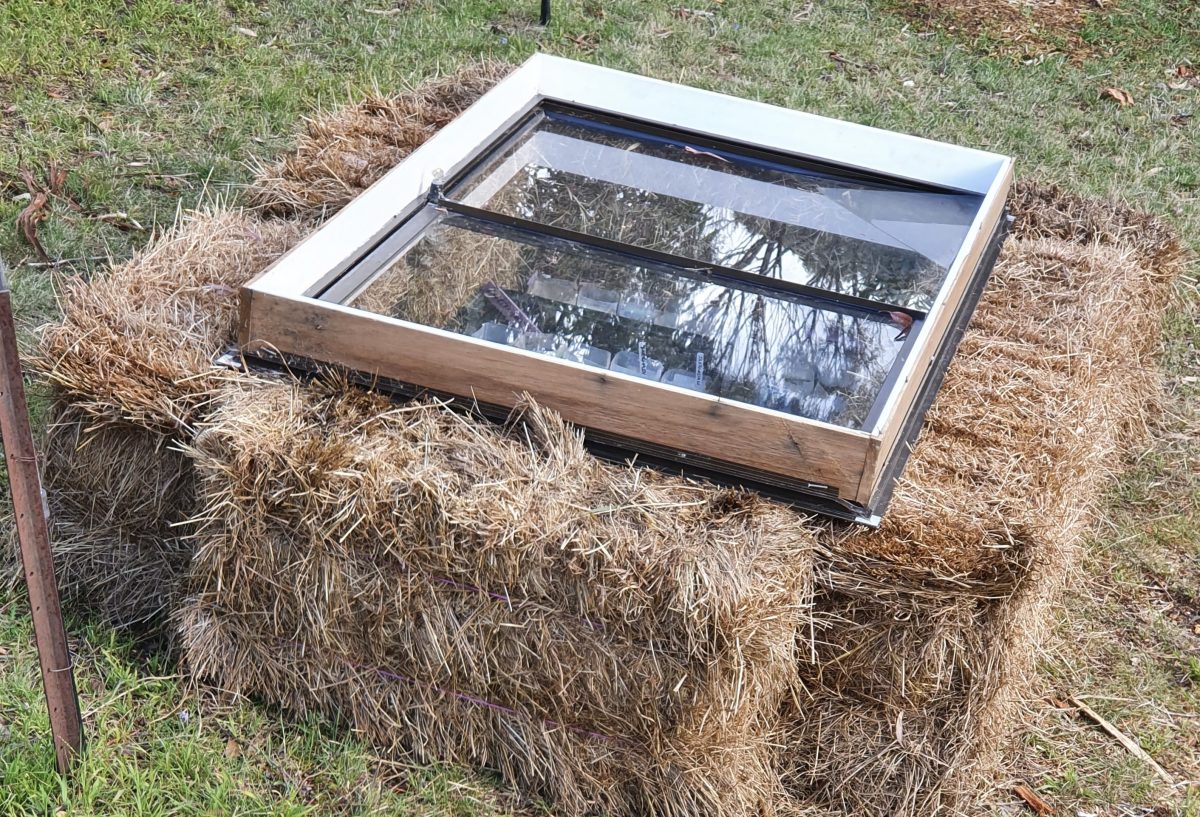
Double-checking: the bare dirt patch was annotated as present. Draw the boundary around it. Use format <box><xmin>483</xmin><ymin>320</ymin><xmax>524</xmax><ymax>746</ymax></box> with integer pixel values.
<box><xmin>886</xmin><ymin>0</ymin><xmax>1105</xmax><ymax>60</ymax></box>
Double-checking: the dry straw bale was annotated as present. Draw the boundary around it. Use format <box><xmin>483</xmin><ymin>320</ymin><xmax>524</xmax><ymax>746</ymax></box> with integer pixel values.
<box><xmin>247</xmin><ymin>60</ymin><xmax>513</xmax><ymax>216</ymax></box>
<box><xmin>41</xmin><ymin>400</ymin><xmax>195</xmax><ymax>529</ymax></box>
<box><xmin>2</xmin><ymin>400</ymin><xmax>195</xmax><ymax>632</ymax></box>
<box><xmin>33</xmin><ymin>210</ymin><xmax>303</xmax><ymax>433</ymax></box>
<box><xmin>179</xmin><ymin>379</ymin><xmax>813</xmax><ymax>817</ymax></box>
<box><xmin>784</xmin><ymin>219</ymin><xmax>1179</xmax><ymax>814</ymax></box>
<box><xmin>41</xmin><ymin>402</ymin><xmax>195</xmax><ymax>630</ymax></box>
<box><xmin>1009</xmin><ymin>178</ymin><xmax>1183</xmax><ymax>272</ymax></box>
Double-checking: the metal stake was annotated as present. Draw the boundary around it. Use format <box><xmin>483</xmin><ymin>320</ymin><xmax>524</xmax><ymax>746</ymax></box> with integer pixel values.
<box><xmin>540</xmin><ymin>0</ymin><xmax>551</xmax><ymax>26</ymax></box>
<box><xmin>0</xmin><ymin>257</ymin><xmax>84</xmax><ymax>774</ymax></box>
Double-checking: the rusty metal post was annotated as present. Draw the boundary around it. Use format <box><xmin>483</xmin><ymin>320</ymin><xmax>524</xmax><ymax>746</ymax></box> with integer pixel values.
<box><xmin>0</xmin><ymin>257</ymin><xmax>83</xmax><ymax>773</ymax></box>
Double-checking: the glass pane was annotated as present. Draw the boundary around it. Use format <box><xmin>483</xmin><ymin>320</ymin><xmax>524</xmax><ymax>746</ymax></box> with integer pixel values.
<box><xmin>450</xmin><ymin>109</ymin><xmax>983</xmax><ymax>311</ymax></box>
<box><xmin>339</xmin><ymin>213</ymin><xmax>914</xmax><ymax>430</ymax></box>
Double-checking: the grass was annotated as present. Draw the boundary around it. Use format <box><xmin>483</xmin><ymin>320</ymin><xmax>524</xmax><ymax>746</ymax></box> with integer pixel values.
<box><xmin>0</xmin><ymin>0</ymin><xmax>1196</xmax><ymax>814</ymax></box>
<box><xmin>0</xmin><ymin>596</ymin><xmax>516</xmax><ymax>816</ymax></box>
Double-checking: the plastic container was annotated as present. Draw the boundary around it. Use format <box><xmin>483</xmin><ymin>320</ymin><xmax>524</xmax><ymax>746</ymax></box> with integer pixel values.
<box><xmin>661</xmin><ymin>368</ymin><xmax>709</xmax><ymax>392</ymax></box>
<box><xmin>566</xmin><ymin>344</ymin><xmax>612</xmax><ymax>369</ymax></box>
<box><xmin>577</xmin><ymin>283</ymin><xmax>620</xmax><ymax>315</ymax></box>
<box><xmin>516</xmin><ymin>332</ymin><xmax>568</xmax><ymax>357</ymax></box>
<box><xmin>618</xmin><ymin>294</ymin><xmax>657</xmax><ymax>323</ymax></box>
<box><xmin>528</xmin><ymin>275</ymin><xmax>579</xmax><ymax>305</ymax></box>
<box><xmin>472</xmin><ymin>321</ymin><xmax>516</xmax><ymax>345</ymax></box>
<box><xmin>610</xmin><ymin>349</ymin><xmax>664</xmax><ymax>380</ymax></box>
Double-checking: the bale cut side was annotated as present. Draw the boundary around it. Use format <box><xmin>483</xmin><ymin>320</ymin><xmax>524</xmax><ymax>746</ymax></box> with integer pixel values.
<box><xmin>2</xmin><ymin>399</ymin><xmax>195</xmax><ymax>633</ymax></box>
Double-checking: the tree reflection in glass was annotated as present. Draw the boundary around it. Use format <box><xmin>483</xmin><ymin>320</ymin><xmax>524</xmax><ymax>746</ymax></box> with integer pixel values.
<box><xmin>346</xmin><ymin>215</ymin><xmax>905</xmax><ymax>430</ymax></box>
<box><xmin>452</xmin><ymin>112</ymin><xmax>983</xmax><ymax>311</ymax></box>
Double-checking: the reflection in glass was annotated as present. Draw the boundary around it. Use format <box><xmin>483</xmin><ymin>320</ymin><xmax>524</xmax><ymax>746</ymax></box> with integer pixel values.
<box><xmin>343</xmin><ymin>214</ymin><xmax>910</xmax><ymax>430</ymax></box>
<box><xmin>451</xmin><ymin>110</ymin><xmax>983</xmax><ymax>311</ymax></box>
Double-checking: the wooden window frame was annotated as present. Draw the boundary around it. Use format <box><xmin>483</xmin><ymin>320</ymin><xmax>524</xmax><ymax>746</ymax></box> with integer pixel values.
<box><xmin>239</xmin><ymin>54</ymin><xmax>1013</xmax><ymax>524</ymax></box>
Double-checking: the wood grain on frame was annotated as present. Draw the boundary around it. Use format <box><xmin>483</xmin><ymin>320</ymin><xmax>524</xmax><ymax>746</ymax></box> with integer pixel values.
<box><xmin>240</xmin><ymin>290</ymin><xmax>876</xmax><ymax>499</ymax></box>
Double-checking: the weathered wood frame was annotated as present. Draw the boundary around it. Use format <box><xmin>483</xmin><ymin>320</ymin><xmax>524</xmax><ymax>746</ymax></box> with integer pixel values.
<box><xmin>239</xmin><ymin>54</ymin><xmax>1013</xmax><ymax>523</ymax></box>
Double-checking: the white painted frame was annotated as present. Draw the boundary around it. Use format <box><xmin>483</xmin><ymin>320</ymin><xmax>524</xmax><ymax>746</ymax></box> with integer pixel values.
<box><xmin>242</xmin><ymin>53</ymin><xmax>1013</xmax><ymax>516</ymax></box>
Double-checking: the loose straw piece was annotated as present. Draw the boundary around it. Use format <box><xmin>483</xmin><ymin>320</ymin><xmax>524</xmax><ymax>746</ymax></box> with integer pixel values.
<box><xmin>1068</xmin><ymin>695</ymin><xmax>1175</xmax><ymax>785</ymax></box>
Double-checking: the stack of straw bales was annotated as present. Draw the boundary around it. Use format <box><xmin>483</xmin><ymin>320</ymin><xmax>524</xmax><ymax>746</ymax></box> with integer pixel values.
<box><xmin>6</xmin><ymin>62</ymin><xmax>1182</xmax><ymax>816</ymax></box>
<box><xmin>14</xmin><ymin>212</ymin><xmax>302</xmax><ymax>632</ymax></box>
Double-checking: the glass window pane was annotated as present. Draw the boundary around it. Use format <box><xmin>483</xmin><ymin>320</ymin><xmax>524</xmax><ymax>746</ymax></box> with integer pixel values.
<box><xmin>450</xmin><ymin>109</ymin><xmax>983</xmax><ymax>311</ymax></box>
<box><xmin>338</xmin><ymin>213</ymin><xmax>914</xmax><ymax>430</ymax></box>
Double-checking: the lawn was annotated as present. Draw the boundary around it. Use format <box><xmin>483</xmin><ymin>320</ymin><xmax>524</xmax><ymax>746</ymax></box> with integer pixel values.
<box><xmin>0</xmin><ymin>0</ymin><xmax>1197</xmax><ymax>814</ymax></box>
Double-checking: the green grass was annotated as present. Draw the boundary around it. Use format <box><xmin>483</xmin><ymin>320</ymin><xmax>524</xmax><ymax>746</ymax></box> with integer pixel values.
<box><xmin>0</xmin><ymin>596</ymin><xmax>515</xmax><ymax>816</ymax></box>
<box><xmin>0</xmin><ymin>0</ymin><xmax>1197</xmax><ymax>814</ymax></box>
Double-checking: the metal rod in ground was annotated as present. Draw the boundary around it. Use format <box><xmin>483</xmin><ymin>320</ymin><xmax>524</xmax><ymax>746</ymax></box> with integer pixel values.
<box><xmin>0</xmin><ymin>258</ymin><xmax>84</xmax><ymax>774</ymax></box>
<box><xmin>540</xmin><ymin>0</ymin><xmax>551</xmax><ymax>25</ymax></box>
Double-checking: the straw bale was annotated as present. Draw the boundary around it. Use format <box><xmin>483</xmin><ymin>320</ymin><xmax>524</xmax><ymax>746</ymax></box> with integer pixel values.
<box><xmin>32</xmin><ymin>210</ymin><xmax>303</xmax><ymax>433</ymax></box>
<box><xmin>1009</xmin><ymin>178</ymin><xmax>1183</xmax><ymax>272</ymax></box>
<box><xmin>41</xmin><ymin>400</ymin><xmax>195</xmax><ymax>528</ymax></box>
<box><xmin>247</xmin><ymin>60</ymin><xmax>514</xmax><ymax>217</ymax></box>
<box><xmin>783</xmin><ymin>234</ymin><xmax>1175</xmax><ymax>814</ymax></box>
<box><xmin>850</xmin><ymin>235</ymin><xmax>1172</xmax><ymax>573</ymax></box>
<box><xmin>178</xmin><ymin>378</ymin><xmax>813</xmax><ymax>817</ymax></box>
<box><xmin>2</xmin><ymin>399</ymin><xmax>194</xmax><ymax>631</ymax></box>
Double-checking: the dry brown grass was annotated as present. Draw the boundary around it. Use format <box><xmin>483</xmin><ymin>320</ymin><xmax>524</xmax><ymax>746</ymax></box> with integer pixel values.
<box><xmin>8</xmin><ymin>62</ymin><xmax>1183</xmax><ymax>816</ymax></box>
<box><xmin>882</xmin><ymin>0</ymin><xmax>1103</xmax><ymax>60</ymax></box>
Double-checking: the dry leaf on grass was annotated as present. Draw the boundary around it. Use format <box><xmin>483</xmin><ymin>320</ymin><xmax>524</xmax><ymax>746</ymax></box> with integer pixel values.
<box><xmin>566</xmin><ymin>32</ymin><xmax>597</xmax><ymax>51</ymax></box>
<box><xmin>12</xmin><ymin>161</ymin><xmax>89</xmax><ymax>262</ymax></box>
<box><xmin>15</xmin><ymin>189</ymin><xmax>51</xmax><ymax>262</ymax></box>
<box><xmin>1101</xmin><ymin>86</ymin><xmax>1134</xmax><ymax>105</ymax></box>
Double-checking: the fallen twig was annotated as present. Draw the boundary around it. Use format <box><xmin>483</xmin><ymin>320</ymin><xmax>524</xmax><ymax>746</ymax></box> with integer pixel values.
<box><xmin>1013</xmin><ymin>782</ymin><xmax>1053</xmax><ymax>815</ymax></box>
<box><xmin>24</xmin><ymin>256</ymin><xmax>108</xmax><ymax>269</ymax></box>
<box><xmin>1068</xmin><ymin>695</ymin><xmax>1175</xmax><ymax>785</ymax></box>
<box><xmin>92</xmin><ymin>212</ymin><xmax>146</xmax><ymax>232</ymax></box>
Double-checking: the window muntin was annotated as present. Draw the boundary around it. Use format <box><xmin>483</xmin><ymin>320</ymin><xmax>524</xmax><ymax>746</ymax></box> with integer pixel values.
<box><xmin>338</xmin><ymin>212</ymin><xmax>913</xmax><ymax>430</ymax></box>
<box><xmin>448</xmin><ymin>108</ymin><xmax>984</xmax><ymax>311</ymax></box>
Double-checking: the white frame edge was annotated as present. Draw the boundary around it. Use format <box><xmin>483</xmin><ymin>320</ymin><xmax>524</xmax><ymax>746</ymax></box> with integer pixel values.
<box><xmin>867</xmin><ymin>156</ymin><xmax>1014</xmax><ymax>436</ymax></box>
<box><xmin>251</xmin><ymin>53</ymin><xmax>1009</xmax><ymax>302</ymax></box>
